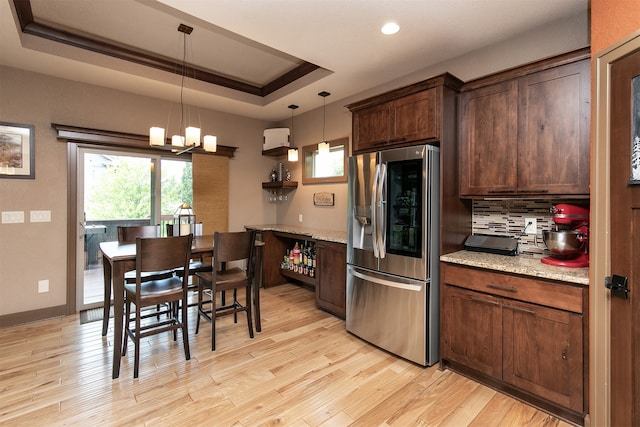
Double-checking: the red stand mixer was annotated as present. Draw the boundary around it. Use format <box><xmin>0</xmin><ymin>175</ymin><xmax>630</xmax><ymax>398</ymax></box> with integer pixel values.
<box><xmin>540</xmin><ymin>204</ymin><xmax>589</xmax><ymax>268</ymax></box>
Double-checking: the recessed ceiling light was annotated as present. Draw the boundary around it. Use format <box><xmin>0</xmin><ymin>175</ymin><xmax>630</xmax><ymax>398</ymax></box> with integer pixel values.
<box><xmin>381</xmin><ymin>22</ymin><xmax>400</xmax><ymax>35</ymax></box>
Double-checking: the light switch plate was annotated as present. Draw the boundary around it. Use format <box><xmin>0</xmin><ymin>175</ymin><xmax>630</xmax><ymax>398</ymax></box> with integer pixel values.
<box><xmin>30</xmin><ymin>210</ymin><xmax>51</xmax><ymax>222</ymax></box>
<box><xmin>2</xmin><ymin>211</ymin><xmax>25</xmax><ymax>224</ymax></box>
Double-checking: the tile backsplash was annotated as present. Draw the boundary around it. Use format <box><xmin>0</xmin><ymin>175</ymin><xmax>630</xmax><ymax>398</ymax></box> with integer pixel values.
<box><xmin>472</xmin><ymin>200</ymin><xmax>589</xmax><ymax>256</ymax></box>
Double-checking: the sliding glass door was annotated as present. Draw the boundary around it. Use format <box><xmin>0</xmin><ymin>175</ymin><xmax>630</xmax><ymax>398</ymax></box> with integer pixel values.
<box><xmin>76</xmin><ymin>147</ymin><xmax>191</xmax><ymax>310</ymax></box>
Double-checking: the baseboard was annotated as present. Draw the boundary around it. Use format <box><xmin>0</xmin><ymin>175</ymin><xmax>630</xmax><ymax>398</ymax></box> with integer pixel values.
<box><xmin>0</xmin><ymin>305</ymin><xmax>67</xmax><ymax>328</ymax></box>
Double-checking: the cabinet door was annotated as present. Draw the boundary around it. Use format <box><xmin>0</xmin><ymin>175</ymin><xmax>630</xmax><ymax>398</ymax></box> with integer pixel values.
<box><xmin>441</xmin><ymin>285</ymin><xmax>503</xmax><ymax>378</ymax></box>
<box><xmin>315</xmin><ymin>241</ymin><xmax>346</xmax><ymax>318</ymax></box>
<box><xmin>393</xmin><ymin>88</ymin><xmax>438</xmax><ymax>144</ymax></box>
<box><xmin>459</xmin><ymin>80</ymin><xmax>518</xmax><ymax>196</ymax></box>
<box><xmin>352</xmin><ymin>103</ymin><xmax>392</xmax><ymax>153</ymax></box>
<box><xmin>503</xmin><ymin>299</ymin><xmax>583</xmax><ymax>413</ymax></box>
<box><xmin>517</xmin><ymin>59</ymin><xmax>590</xmax><ymax>195</ymax></box>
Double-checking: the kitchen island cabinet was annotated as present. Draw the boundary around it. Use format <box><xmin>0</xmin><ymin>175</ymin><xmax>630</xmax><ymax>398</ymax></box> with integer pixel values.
<box><xmin>440</xmin><ymin>261</ymin><xmax>588</xmax><ymax>425</ymax></box>
<box><xmin>460</xmin><ymin>47</ymin><xmax>590</xmax><ymax>198</ymax></box>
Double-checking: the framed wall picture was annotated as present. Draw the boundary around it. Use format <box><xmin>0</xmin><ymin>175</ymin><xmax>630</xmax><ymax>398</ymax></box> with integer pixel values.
<box><xmin>0</xmin><ymin>122</ymin><xmax>35</xmax><ymax>179</ymax></box>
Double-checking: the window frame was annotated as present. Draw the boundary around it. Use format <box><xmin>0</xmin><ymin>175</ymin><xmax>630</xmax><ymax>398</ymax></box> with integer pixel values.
<box><xmin>301</xmin><ymin>137</ymin><xmax>349</xmax><ymax>185</ymax></box>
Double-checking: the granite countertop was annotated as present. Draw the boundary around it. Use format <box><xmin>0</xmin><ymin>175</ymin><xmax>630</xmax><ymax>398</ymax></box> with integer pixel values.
<box><xmin>244</xmin><ymin>224</ymin><xmax>347</xmax><ymax>244</ymax></box>
<box><xmin>440</xmin><ymin>250</ymin><xmax>589</xmax><ymax>285</ymax></box>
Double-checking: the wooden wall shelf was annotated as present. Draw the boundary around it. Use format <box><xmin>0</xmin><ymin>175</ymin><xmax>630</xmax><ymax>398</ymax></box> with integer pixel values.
<box><xmin>262</xmin><ymin>181</ymin><xmax>298</xmax><ymax>189</ymax></box>
<box><xmin>261</xmin><ymin>146</ymin><xmax>290</xmax><ymax>157</ymax></box>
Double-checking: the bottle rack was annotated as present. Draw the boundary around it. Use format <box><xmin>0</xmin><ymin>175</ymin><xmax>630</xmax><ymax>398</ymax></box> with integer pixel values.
<box><xmin>279</xmin><ymin>239</ymin><xmax>317</xmax><ymax>287</ymax></box>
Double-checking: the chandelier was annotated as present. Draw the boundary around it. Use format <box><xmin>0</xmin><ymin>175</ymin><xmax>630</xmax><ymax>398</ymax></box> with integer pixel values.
<box><xmin>149</xmin><ymin>23</ymin><xmax>216</xmax><ymax>154</ymax></box>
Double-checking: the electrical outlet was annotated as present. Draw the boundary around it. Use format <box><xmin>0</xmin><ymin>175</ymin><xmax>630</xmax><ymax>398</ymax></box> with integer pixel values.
<box><xmin>525</xmin><ymin>217</ymin><xmax>537</xmax><ymax>235</ymax></box>
<box><xmin>298</xmin><ymin>214</ymin><xmax>303</xmax><ymax>223</ymax></box>
<box><xmin>38</xmin><ymin>279</ymin><xmax>49</xmax><ymax>293</ymax></box>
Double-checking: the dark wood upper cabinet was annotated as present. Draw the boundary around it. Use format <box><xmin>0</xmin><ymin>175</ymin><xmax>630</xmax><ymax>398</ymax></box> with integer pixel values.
<box><xmin>459</xmin><ymin>48</ymin><xmax>590</xmax><ymax>198</ymax></box>
<box><xmin>392</xmin><ymin>89</ymin><xmax>438</xmax><ymax>144</ymax></box>
<box><xmin>517</xmin><ymin>59</ymin><xmax>590</xmax><ymax>195</ymax></box>
<box><xmin>460</xmin><ymin>80</ymin><xmax>519</xmax><ymax>195</ymax></box>
<box><xmin>347</xmin><ymin>74</ymin><xmax>463</xmax><ymax>154</ymax></box>
<box><xmin>352</xmin><ymin>102</ymin><xmax>393</xmax><ymax>151</ymax></box>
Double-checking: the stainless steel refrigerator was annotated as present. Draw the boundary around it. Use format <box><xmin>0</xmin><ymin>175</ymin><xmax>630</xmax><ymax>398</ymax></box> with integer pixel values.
<box><xmin>346</xmin><ymin>144</ymin><xmax>440</xmax><ymax>366</ymax></box>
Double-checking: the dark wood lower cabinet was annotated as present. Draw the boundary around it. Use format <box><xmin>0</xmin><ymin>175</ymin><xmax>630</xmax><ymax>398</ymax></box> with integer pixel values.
<box><xmin>315</xmin><ymin>241</ymin><xmax>346</xmax><ymax>319</ymax></box>
<box><xmin>502</xmin><ymin>299</ymin><xmax>584</xmax><ymax>413</ymax></box>
<box><xmin>441</xmin><ymin>285</ymin><xmax>502</xmax><ymax>378</ymax></box>
<box><xmin>256</xmin><ymin>230</ymin><xmax>346</xmax><ymax>319</ymax></box>
<box><xmin>440</xmin><ymin>262</ymin><xmax>587</xmax><ymax>425</ymax></box>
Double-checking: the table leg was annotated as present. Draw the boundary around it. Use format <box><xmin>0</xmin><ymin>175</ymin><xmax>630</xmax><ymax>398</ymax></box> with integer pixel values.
<box><xmin>101</xmin><ymin>254</ymin><xmax>112</xmax><ymax>336</ymax></box>
<box><xmin>111</xmin><ymin>263</ymin><xmax>125</xmax><ymax>379</ymax></box>
<box><xmin>254</xmin><ymin>245</ymin><xmax>262</xmax><ymax>332</ymax></box>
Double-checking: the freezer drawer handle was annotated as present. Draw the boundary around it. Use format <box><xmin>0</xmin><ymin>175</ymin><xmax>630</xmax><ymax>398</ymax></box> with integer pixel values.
<box><xmin>349</xmin><ymin>267</ymin><xmax>423</xmax><ymax>292</ymax></box>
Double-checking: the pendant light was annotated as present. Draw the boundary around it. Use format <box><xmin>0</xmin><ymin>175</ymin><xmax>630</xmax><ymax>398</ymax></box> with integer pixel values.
<box><xmin>318</xmin><ymin>91</ymin><xmax>330</xmax><ymax>155</ymax></box>
<box><xmin>287</xmin><ymin>104</ymin><xmax>299</xmax><ymax>162</ymax></box>
<box><xmin>149</xmin><ymin>23</ymin><xmax>216</xmax><ymax>154</ymax></box>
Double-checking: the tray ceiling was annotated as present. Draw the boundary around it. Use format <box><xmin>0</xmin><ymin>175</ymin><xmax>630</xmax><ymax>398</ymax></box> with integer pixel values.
<box><xmin>2</xmin><ymin>0</ymin><xmax>588</xmax><ymax>121</ymax></box>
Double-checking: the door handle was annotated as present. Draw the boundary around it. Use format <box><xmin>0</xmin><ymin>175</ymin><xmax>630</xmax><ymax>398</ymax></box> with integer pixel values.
<box><xmin>371</xmin><ymin>164</ymin><xmax>380</xmax><ymax>258</ymax></box>
<box><xmin>377</xmin><ymin>163</ymin><xmax>387</xmax><ymax>259</ymax></box>
<box><xmin>605</xmin><ymin>274</ymin><xmax>629</xmax><ymax>299</ymax></box>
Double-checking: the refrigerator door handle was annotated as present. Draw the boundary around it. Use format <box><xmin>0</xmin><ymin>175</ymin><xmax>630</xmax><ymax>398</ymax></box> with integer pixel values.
<box><xmin>377</xmin><ymin>163</ymin><xmax>387</xmax><ymax>259</ymax></box>
<box><xmin>371</xmin><ymin>163</ymin><xmax>381</xmax><ymax>259</ymax></box>
<box><xmin>348</xmin><ymin>266</ymin><xmax>423</xmax><ymax>292</ymax></box>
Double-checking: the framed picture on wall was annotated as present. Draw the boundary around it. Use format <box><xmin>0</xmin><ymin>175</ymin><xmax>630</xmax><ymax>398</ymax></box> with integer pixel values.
<box><xmin>0</xmin><ymin>121</ymin><xmax>35</xmax><ymax>179</ymax></box>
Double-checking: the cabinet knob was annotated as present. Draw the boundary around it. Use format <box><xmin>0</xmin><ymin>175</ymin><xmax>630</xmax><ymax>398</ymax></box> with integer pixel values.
<box><xmin>562</xmin><ymin>349</ymin><xmax>567</xmax><ymax>360</ymax></box>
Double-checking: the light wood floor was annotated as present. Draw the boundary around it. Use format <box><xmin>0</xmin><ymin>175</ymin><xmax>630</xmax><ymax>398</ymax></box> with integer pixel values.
<box><xmin>0</xmin><ymin>284</ymin><xmax>572</xmax><ymax>426</ymax></box>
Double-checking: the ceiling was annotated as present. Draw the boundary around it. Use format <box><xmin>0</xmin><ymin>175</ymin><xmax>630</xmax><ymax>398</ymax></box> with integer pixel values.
<box><xmin>0</xmin><ymin>0</ymin><xmax>589</xmax><ymax>122</ymax></box>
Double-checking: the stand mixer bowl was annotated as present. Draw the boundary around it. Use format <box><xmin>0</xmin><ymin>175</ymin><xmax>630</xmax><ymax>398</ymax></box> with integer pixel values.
<box><xmin>542</xmin><ymin>229</ymin><xmax>586</xmax><ymax>256</ymax></box>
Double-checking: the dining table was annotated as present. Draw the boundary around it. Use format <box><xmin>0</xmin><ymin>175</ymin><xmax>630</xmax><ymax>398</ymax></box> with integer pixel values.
<box><xmin>99</xmin><ymin>234</ymin><xmax>263</xmax><ymax>379</ymax></box>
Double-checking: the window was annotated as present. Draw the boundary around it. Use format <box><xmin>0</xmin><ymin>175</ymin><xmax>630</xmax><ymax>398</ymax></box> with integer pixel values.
<box><xmin>79</xmin><ymin>148</ymin><xmax>193</xmax><ymax>308</ymax></box>
<box><xmin>301</xmin><ymin>137</ymin><xmax>348</xmax><ymax>184</ymax></box>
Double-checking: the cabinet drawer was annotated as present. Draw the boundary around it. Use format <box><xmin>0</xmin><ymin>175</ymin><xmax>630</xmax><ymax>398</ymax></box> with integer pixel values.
<box><xmin>442</xmin><ymin>264</ymin><xmax>583</xmax><ymax>314</ymax></box>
